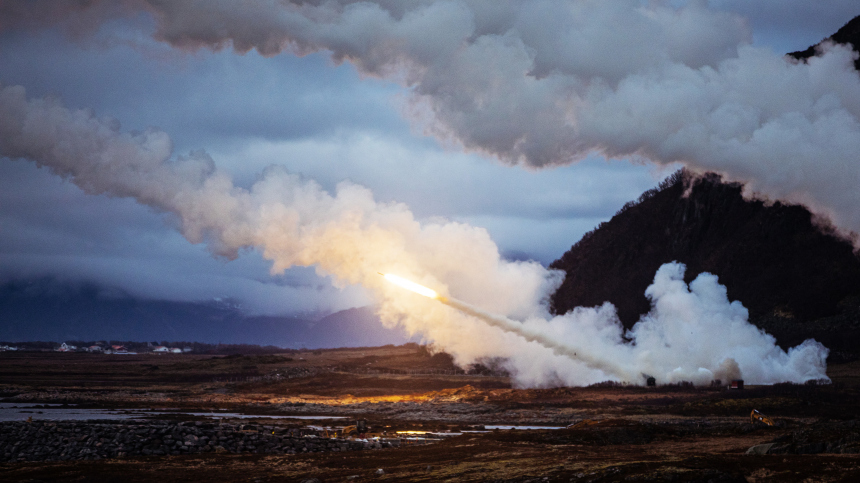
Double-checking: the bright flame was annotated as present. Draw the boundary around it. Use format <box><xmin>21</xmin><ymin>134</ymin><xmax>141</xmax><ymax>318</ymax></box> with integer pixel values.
<box><xmin>383</xmin><ymin>273</ymin><xmax>439</xmax><ymax>299</ymax></box>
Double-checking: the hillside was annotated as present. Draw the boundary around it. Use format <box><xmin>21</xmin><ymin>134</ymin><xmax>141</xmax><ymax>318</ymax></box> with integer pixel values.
<box><xmin>548</xmin><ymin>170</ymin><xmax>860</xmax><ymax>362</ymax></box>
<box><xmin>789</xmin><ymin>15</ymin><xmax>860</xmax><ymax>69</ymax></box>
<box><xmin>549</xmin><ymin>16</ymin><xmax>860</xmax><ymax>363</ymax></box>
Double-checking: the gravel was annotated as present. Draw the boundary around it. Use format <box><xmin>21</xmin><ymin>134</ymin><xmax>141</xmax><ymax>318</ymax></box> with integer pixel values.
<box><xmin>0</xmin><ymin>420</ymin><xmax>387</xmax><ymax>463</ymax></box>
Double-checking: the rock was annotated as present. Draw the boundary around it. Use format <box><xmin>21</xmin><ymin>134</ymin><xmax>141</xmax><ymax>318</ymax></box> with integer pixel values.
<box><xmin>745</xmin><ymin>443</ymin><xmax>776</xmax><ymax>455</ymax></box>
<box><xmin>0</xmin><ymin>420</ymin><xmax>387</xmax><ymax>463</ymax></box>
<box><xmin>375</xmin><ymin>468</ymin><xmax>385</xmax><ymax>475</ymax></box>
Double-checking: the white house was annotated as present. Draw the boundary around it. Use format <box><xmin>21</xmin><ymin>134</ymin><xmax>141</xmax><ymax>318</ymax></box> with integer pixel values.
<box><xmin>152</xmin><ymin>346</ymin><xmax>169</xmax><ymax>353</ymax></box>
<box><xmin>169</xmin><ymin>348</ymin><xmax>182</xmax><ymax>353</ymax></box>
<box><xmin>111</xmin><ymin>345</ymin><xmax>131</xmax><ymax>354</ymax></box>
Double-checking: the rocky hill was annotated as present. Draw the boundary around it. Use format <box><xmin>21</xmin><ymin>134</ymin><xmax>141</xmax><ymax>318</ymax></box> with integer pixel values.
<box><xmin>548</xmin><ymin>170</ymin><xmax>860</xmax><ymax>362</ymax></box>
<box><xmin>549</xmin><ymin>16</ymin><xmax>860</xmax><ymax>363</ymax></box>
<box><xmin>789</xmin><ymin>15</ymin><xmax>860</xmax><ymax>69</ymax></box>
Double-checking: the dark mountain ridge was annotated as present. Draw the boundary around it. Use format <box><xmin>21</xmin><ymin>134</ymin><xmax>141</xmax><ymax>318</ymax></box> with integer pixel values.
<box><xmin>549</xmin><ymin>16</ymin><xmax>860</xmax><ymax>363</ymax></box>
<box><xmin>0</xmin><ymin>278</ymin><xmax>411</xmax><ymax>348</ymax></box>
<box><xmin>549</xmin><ymin>170</ymin><xmax>860</xmax><ymax>362</ymax></box>
<box><xmin>789</xmin><ymin>15</ymin><xmax>860</xmax><ymax>70</ymax></box>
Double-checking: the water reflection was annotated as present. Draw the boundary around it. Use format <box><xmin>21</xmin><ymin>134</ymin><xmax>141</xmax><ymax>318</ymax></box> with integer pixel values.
<box><xmin>0</xmin><ymin>403</ymin><xmax>347</xmax><ymax>422</ymax></box>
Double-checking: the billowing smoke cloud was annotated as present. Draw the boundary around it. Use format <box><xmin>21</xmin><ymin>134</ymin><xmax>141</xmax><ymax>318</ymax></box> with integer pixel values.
<box><xmin>0</xmin><ymin>85</ymin><xmax>829</xmax><ymax>385</ymax></box>
<box><xmin>3</xmin><ymin>0</ymin><xmax>860</xmax><ymax>242</ymax></box>
<box><xmin>468</xmin><ymin>262</ymin><xmax>828</xmax><ymax>386</ymax></box>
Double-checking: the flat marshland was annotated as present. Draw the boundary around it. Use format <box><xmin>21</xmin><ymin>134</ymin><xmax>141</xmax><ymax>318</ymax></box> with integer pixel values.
<box><xmin>1</xmin><ymin>347</ymin><xmax>859</xmax><ymax>482</ymax></box>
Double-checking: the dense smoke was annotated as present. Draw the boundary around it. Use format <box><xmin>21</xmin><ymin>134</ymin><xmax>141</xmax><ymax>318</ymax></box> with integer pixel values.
<box><xmin>0</xmin><ymin>85</ymin><xmax>829</xmax><ymax>385</ymax></box>
<box><xmin>438</xmin><ymin>262</ymin><xmax>827</xmax><ymax>386</ymax></box>
<box><xmin>3</xmin><ymin>0</ymin><xmax>860</xmax><ymax>242</ymax></box>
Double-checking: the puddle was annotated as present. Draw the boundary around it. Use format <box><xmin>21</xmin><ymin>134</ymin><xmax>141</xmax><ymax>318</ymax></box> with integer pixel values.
<box><xmin>181</xmin><ymin>412</ymin><xmax>348</xmax><ymax>420</ymax></box>
<box><xmin>483</xmin><ymin>425</ymin><xmax>565</xmax><ymax>430</ymax></box>
<box><xmin>0</xmin><ymin>404</ymin><xmax>347</xmax><ymax>422</ymax></box>
<box><xmin>0</xmin><ymin>406</ymin><xmax>142</xmax><ymax>422</ymax></box>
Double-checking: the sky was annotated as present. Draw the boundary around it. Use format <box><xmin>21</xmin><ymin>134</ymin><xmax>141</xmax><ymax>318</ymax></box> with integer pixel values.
<box><xmin>1</xmin><ymin>0</ymin><xmax>859</xmax><ymax>322</ymax></box>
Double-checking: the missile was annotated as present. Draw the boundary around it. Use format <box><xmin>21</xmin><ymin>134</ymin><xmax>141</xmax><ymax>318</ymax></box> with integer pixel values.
<box><xmin>378</xmin><ymin>271</ymin><xmax>629</xmax><ymax>379</ymax></box>
<box><xmin>378</xmin><ymin>272</ymin><xmax>442</xmax><ymax>300</ymax></box>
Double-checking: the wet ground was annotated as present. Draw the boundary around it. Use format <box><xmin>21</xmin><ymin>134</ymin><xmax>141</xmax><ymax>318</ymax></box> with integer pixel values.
<box><xmin>1</xmin><ymin>347</ymin><xmax>859</xmax><ymax>482</ymax></box>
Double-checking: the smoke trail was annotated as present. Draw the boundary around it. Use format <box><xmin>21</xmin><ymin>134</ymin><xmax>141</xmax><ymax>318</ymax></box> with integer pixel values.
<box><xmin>438</xmin><ymin>296</ymin><xmax>631</xmax><ymax>380</ymax></box>
<box><xmin>383</xmin><ymin>271</ymin><xmax>630</xmax><ymax>377</ymax></box>
<box><xmin>3</xmin><ymin>1</ymin><xmax>860</xmax><ymax>242</ymax></box>
<box><xmin>432</xmin><ymin>266</ymin><xmax>827</xmax><ymax>386</ymax></box>
<box><xmin>0</xmin><ymin>84</ymin><xmax>829</xmax><ymax>386</ymax></box>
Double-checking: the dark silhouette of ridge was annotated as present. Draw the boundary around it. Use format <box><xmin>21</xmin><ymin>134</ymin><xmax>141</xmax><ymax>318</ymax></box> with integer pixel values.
<box><xmin>549</xmin><ymin>16</ymin><xmax>860</xmax><ymax>363</ymax></box>
<box><xmin>548</xmin><ymin>171</ymin><xmax>860</xmax><ymax>362</ymax></box>
<box><xmin>0</xmin><ymin>278</ymin><xmax>411</xmax><ymax>348</ymax></box>
<box><xmin>789</xmin><ymin>15</ymin><xmax>860</xmax><ymax>70</ymax></box>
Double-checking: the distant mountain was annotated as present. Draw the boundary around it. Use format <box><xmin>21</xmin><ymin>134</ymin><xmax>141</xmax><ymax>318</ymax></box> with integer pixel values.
<box><xmin>548</xmin><ymin>170</ymin><xmax>860</xmax><ymax>362</ymax></box>
<box><xmin>303</xmin><ymin>306</ymin><xmax>417</xmax><ymax>349</ymax></box>
<box><xmin>789</xmin><ymin>15</ymin><xmax>860</xmax><ymax>70</ymax></box>
<box><xmin>0</xmin><ymin>278</ymin><xmax>412</xmax><ymax>348</ymax></box>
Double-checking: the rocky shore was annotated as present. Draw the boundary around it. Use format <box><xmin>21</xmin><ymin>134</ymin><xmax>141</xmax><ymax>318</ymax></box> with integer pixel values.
<box><xmin>0</xmin><ymin>420</ymin><xmax>388</xmax><ymax>463</ymax></box>
<box><xmin>753</xmin><ymin>419</ymin><xmax>860</xmax><ymax>455</ymax></box>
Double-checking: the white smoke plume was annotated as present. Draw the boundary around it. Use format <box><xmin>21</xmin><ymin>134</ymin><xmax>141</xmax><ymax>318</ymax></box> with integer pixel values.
<box><xmin>491</xmin><ymin>262</ymin><xmax>828</xmax><ymax>387</ymax></box>
<box><xmin>0</xmin><ymin>85</ymin><xmax>829</xmax><ymax>386</ymax></box>
<box><xmin>3</xmin><ymin>0</ymin><xmax>860</xmax><ymax>242</ymax></box>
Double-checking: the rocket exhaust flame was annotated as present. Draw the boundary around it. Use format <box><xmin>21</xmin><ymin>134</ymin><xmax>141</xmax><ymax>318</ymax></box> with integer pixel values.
<box><xmin>380</xmin><ymin>273</ymin><xmax>630</xmax><ymax>380</ymax></box>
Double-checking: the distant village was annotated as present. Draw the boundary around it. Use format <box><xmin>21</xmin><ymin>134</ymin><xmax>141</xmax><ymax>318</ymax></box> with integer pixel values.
<box><xmin>0</xmin><ymin>340</ymin><xmax>301</xmax><ymax>355</ymax></box>
<box><xmin>56</xmin><ymin>342</ymin><xmax>193</xmax><ymax>354</ymax></box>
<box><xmin>0</xmin><ymin>342</ymin><xmax>192</xmax><ymax>354</ymax></box>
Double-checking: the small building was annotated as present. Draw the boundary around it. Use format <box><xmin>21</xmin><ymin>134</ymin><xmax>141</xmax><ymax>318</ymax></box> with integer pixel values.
<box><xmin>182</xmin><ymin>347</ymin><xmax>193</xmax><ymax>353</ymax></box>
<box><xmin>111</xmin><ymin>345</ymin><xmax>130</xmax><ymax>354</ymax></box>
<box><xmin>730</xmin><ymin>379</ymin><xmax>744</xmax><ymax>390</ymax></box>
<box><xmin>152</xmin><ymin>346</ymin><xmax>169</xmax><ymax>353</ymax></box>
<box><xmin>57</xmin><ymin>342</ymin><xmax>76</xmax><ymax>352</ymax></box>
<box><xmin>169</xmin><ymin>348</ymin><xmax>182</xmax><ymax>354</ymax></box>
<box><xmin>88</xmin><ymin>345</ymin><xmax>103</xmax><ymax>353</ymax></box>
